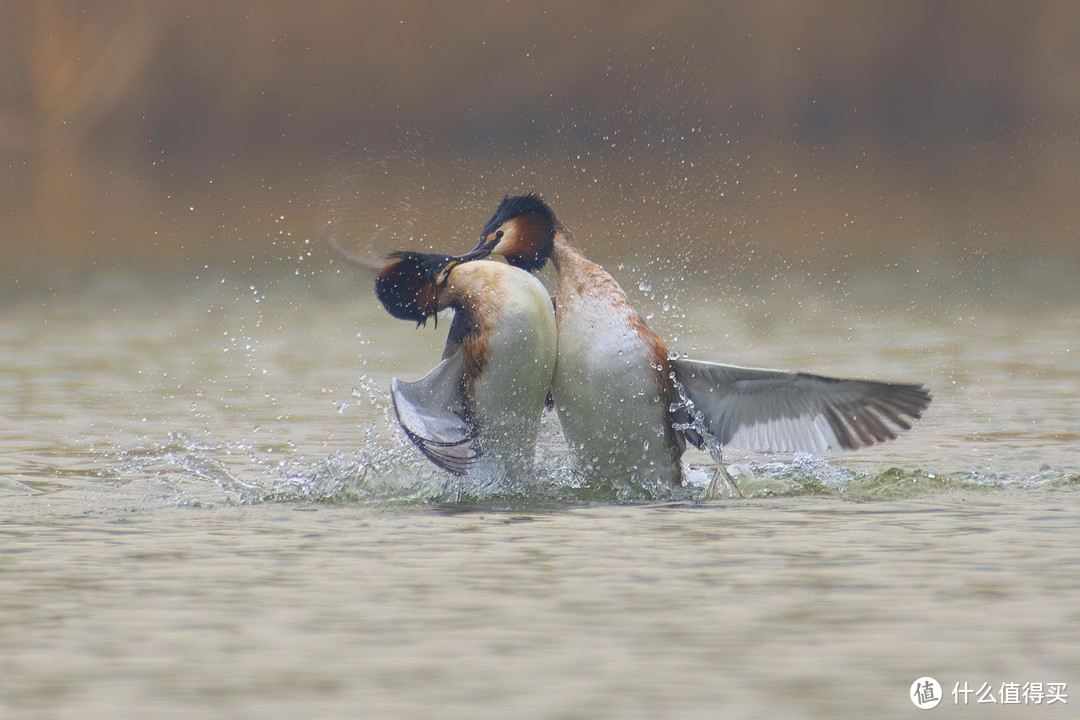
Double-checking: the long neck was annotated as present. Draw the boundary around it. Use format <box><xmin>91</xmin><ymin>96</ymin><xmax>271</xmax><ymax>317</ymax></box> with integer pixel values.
<box><xmin>547</xmin><ymin>229</ymin><xmax>685</xmax><ymax>482</ymax></box>
<box><xmin>550</xmin><ymin>232</ymin><xmax>582</xmax><ymax>273</ymax></box>
<box><xmin>549</xmin><ymin>230</ymin><xmax>671</xmax><ymax>361</ymax></box>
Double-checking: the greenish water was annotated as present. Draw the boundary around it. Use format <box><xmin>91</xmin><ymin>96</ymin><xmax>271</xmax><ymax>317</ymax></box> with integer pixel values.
<box><xmin>2</xmin><ymin>266</ymin><xmax>1078</xmax><ymax>718</ymax></box>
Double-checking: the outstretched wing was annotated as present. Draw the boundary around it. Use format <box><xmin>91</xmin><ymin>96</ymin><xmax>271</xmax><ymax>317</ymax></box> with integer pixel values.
<box><xmin>672</xmin><ymin>358</ymin><xmax>931</xmax><ymax>453</ymax></box>
<box><xmin>390</xmin><ymin>351</ymin><xmax>479</xmax><ymax>474</ymax></box>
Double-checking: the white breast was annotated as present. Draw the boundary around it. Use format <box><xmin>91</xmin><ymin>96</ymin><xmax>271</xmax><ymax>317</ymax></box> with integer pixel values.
<box><xmin>453</xmin><ymin>263</ymin><xmax>558</xmax><ymax>477</ymax></box>
<box><xmin>552</xmin><ymin>286</ymin><xmax>680</xmax><ymax>492</ymax></box>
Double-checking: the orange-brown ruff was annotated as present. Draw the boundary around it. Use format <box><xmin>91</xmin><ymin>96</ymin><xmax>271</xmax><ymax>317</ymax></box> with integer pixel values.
<box><xmin>460</xmin><ymin>193</ymin><xmax>932</xmax><ymax>494</ymax></box>
<box><xmin>445</xmin><ymin>269</ymin><xmax>499</xmax><ymax>402</ymax></box>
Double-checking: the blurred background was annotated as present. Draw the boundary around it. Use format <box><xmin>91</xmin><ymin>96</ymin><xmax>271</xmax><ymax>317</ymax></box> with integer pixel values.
<box><xmin>2</xmin><ymin>0</ymin><xmax>1079</xmax><ymax>289</ymax></box>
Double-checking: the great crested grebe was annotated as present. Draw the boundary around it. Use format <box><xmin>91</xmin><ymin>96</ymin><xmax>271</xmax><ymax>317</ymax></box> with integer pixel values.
<box><xmin>374</xmin><ymin>250</ymin><xmax>557</xmax><ymax>478</ymax></box>
<box><xmin>460</xmin><ymin>194</ymin><xmax>932</xmax><ymax>491</ymax></box>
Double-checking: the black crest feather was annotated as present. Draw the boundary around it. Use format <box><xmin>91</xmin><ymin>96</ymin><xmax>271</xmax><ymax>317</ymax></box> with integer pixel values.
<box><xmin>375</xmin><ymin>251</ymin><xmax>454</xmax><ymax>326</ymax></box>
<box><xmin>479</xmin><ymin>193</ymin><xmax>556</xmax><ymax>272</ymax></box>
<box><xmin>481</xmin><ymin>193</ymin><xmax>552</xmax><ymax>238</ymax></box>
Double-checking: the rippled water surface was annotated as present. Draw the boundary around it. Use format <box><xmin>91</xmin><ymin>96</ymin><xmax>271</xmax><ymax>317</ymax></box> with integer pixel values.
<box><xmin>2</xmin><ymin>267</ymin><xmax>1078</xmax><ymax>718</ymax></box>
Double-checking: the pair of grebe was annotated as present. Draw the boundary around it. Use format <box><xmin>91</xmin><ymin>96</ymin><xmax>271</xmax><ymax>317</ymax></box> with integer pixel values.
<box><xmin>369</xmin><ymin>194</ymin><xmax>931</xmax><ymax>489</ymax></box>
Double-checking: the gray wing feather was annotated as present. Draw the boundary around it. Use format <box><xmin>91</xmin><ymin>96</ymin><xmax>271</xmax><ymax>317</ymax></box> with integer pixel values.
<box><xmin>672</xmin><ymin>358</ymin><xmax>931</xmax><ymax>453</ymax></box>
<box><xmin>390</xmin><ymin>352</ymin><xmax>479</xmax><ymax>474</ymax></box>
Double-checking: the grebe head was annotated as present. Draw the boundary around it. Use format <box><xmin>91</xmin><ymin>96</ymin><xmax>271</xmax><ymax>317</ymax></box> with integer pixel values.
<box><xmin>375</xmin><ymin>251</ymin><xmax>456</xmax><ymax>326</ymax></box>
<box><xmin>461</xmin><ymin>193</ymin><xmax>556</xmax><ymax>272</ymax></box>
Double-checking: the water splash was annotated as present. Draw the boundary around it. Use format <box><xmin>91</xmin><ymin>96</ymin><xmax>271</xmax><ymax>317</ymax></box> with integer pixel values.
<box><xmin>112</xmin><ymin>430</ymin><xmax>410</xmax><ymax>506</ymax></box>
<box><xmin>105</xmin><ymin>426</ymin><xmax>1079</xmax><ymax>511</ymax></box>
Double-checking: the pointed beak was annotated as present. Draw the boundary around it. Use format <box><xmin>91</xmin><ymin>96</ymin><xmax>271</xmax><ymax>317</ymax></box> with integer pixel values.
<box><xmin>434</xmin><ymin>238</ymin><xmax>497</xmax><ymax>283</ymax></box>
<box><xmin>456</xmin><ymin>237</ymin><xmax>497</xmax><ymax>263</ymax></box>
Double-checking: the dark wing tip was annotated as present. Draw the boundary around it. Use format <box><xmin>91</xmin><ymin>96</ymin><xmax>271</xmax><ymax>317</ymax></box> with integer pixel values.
<box><xmin>672</xmin><ymin>357</ymin><xmax>933</xmax><ymax>454</ymax></box>
<box><xmin>400</xmin><ymin>426</ymin><xmax>481</xmax><ymax>476</ymax></box>
<box><xmin>831</xmin><ymin>381</ymin><xmax>932</xmax><ymax>450</ymax></box>
<box><xmin>389</xmin><ymin>356</ymin><xmax>481</xmax><ymax>475</ymax></box>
